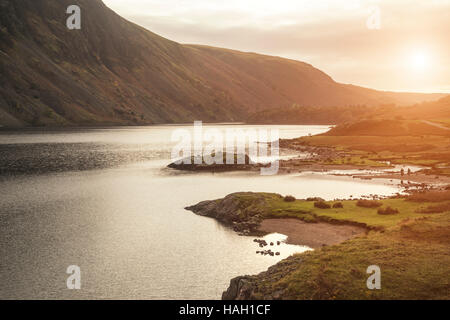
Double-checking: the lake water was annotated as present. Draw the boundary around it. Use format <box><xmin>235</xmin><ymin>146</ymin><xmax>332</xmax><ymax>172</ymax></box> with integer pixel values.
<box><xmin>0</xmin><ymin>125</ymin><xmax>400</xmax><ymax>299</ymax></box>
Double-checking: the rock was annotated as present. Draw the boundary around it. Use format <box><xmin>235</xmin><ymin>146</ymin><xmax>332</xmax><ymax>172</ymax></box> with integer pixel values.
<box><xmin>168</xmin><ymin>153</ymin><xmax>255</xmax><ymax>172</ymax></box>
<box><xmin>222</xmin><ymin>255</ymin><xmax>303</xmax><ymax>300</ymax></box>
<box><xmin>222</xmin><ymin>276</ymin><xmax>255</xmax><ymax>300</ymax></box>
<box><xmin>272</xmin><ymin>290</ymin><xmax>284</xmax><ymax>300</ymax></box>
<box><xmin>185</xmin><ymin>192</ymin><xmax>276</xmax><ymax>234</ymax></box>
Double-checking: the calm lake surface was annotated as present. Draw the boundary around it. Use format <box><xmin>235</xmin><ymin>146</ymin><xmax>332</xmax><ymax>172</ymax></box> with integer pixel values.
<box><xmin>0</xmin><ymin>125</ymin><xmax>401</xmax><ymax>299</ymax></box>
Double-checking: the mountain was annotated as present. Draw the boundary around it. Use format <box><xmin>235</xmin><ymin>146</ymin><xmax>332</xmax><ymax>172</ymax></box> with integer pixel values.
<box><xmin>0</xmin><ymin>0</ymin><xmax>446</xmax><ymax>127</ymax></box>
<box><xmin>320</xmin><ymin>96</ymin><xmax>450</xmax><ymax>136</ymax></box>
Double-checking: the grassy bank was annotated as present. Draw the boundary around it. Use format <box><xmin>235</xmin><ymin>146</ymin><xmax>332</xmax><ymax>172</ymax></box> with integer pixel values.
<box><xmin>220</xmin><ymin>191</ymin><xmax>450</xmax><ymax>299</ymax></box>
<box><xmin>294</xmin><ymin>134</ymin><xmax>450</xmax><ymax>169</ymax></box>
<box><xmin>280</xmin><ymin>118</ymin><xmax>450</xmax><ymax>174</ymax></box>
<box><xmin>234</xmin><ymin>192</ymin><xmax>450</xmax><ymax>229</ymax></box>
<box><xmin>268</xmin><ymin>213</ymin><xmax>449</xmax><ymax>299</ymax></box>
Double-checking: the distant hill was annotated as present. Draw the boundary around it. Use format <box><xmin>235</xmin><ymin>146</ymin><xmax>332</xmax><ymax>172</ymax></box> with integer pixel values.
<box><xmin>0</xmin><ymin>0</ymin><xmax>446</xmax><ymax>127</ymax></box>
<box><xmin>249</xmin><ymin>95</ymin><xmax>450</xmax><ymax>125</ymax></box>
<box><xmin>325</xmin><ymin>95</ymin><xmax>450</xmax><ymax>136</ymax></box>
<box><xmin>247</xmin><ymin>105</ymin><xmax>374</xmax><ymax>125</ymax></box>
<box><xmin>323</xmin><ymin>96</ymin><xmax>450</xmax><ymax>136</ymax></box>
<box><xmin>323</xmin><ymin>119</ymin><xmax>450</xmax><ymax>136</ymax></box>
<box><xmin>391</xmin><ymin>95</ymin><xmax>450</xmax><ymax>121</ymax></box>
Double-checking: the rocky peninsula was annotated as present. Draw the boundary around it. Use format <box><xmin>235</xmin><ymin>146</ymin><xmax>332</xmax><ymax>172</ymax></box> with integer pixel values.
<box><xmin>187</xmin><ymin>190</ymin><xmax>450</xmax><ymax>300</ymax></box>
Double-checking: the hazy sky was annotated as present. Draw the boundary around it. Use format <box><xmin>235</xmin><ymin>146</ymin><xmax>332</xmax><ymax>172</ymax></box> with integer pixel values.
<box><xmin>103</xmin><ymin>0</ymin><xmax>450</xmax><ymax>93</ymax></box>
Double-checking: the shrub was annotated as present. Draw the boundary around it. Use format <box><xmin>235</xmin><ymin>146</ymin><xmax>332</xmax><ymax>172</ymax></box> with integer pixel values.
<box><xmin>333</xmin><ymin>202</ymin><xmax>344</xmax><ymax>209</ymax></box>
<box><xmin>407</xmin><ymin>190</ymin><xmax>450</xmax><ymax>202</ymax></box>
<box><xmin>284</xmin><ymin>195</ymin><xmax>296</xmax><ymax>202</ymax></box>
<box><xmin>377</xmin><ymin>207</ymin><xmax>399</xmax><ymax>215</ymax></box>
<box><xmin>357</xmin><ymin>199</ymin><xmax>382</xmax><ymax>208</ymax></box>
<box><xmin>314</xmin><ymin>201</ymin><xmax>331</xmax><ymax>209</ymax></box>
<box><xmin>307</xmin><ymin>197</ymin><xmax>325</xmax><ymax>202</ymax></box>
<box><xmin>417</xmin><ymin>203</ymin><xmax>450</xmax><ymax>214</ymax></box>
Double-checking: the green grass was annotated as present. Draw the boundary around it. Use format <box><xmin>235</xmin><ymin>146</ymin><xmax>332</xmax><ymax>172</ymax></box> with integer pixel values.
<box><xmin>390</xmin><ymin>158</ymin><xmax>441</xmax><ymax>166</ymax></box>
<box><xmin>232</xmin><ymin>192</ymin><xmax>450</xmax><ymax>299</ymax></box>
<box><xmin>260</xmin><ymin>196</ymin><xmax>449</xmax><ymax>229</ymax></box>
<box><xmin>293</xmin><ymin>134</ymin><xmax>450</xmax><ymax>169</ymax></box>
<box><xmin>275</xmin><ymin>214</ymin><xmax>450</xmax><ymax>299</ymax></box>
<box><xmin>319</xmin><ymin>156</ymin><xmax>385</xmax><ymax>167</ymax></box>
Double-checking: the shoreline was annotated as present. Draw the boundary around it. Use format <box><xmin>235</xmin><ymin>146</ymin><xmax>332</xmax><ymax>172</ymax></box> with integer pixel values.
<box><xmin>354</xmin><ymin>172</ymin><xmax>450</xmax><ymax>185</ymax></box>
<box><xmin>257</xmin><ymin>218</ymin><xmax>367</xmax><ymax>248</ymax></box>
<box><xmin>185</xmin><ymin>192</ymin><xmax>379</xmax><ymax>245</ymax></box>
<box><xmin>168</xmin><ymin>144</ymin><xmax>449</xmax><ymax>190</ymax></box>
<box><xmin>210</xmin><ymin>191</ymin><xmax>450</xmax><ymax>300</ymax></box>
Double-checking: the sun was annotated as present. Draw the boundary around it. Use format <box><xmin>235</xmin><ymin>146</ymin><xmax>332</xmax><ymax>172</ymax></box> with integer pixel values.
<box><xmin>409</xmin><ymin>51</ymin><xmax>430</xmax><ymax>72</ymax></box>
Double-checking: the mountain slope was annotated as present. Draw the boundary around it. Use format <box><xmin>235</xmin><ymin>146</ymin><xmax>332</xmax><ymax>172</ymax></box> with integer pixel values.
<box><xmin>323</xmin><ymin>119</ymin><xmax>450</xmax><ymax>136</ymax></box>
<box><xmin>0</xmin><ymin>0</ymin><xmax>445</xmax><ymax>127</ymax></box>
<box><xmin>394</xmin><ymin>95</ymin><xmax>450</xmax><ymax>120</ymax></box>
<box><xmin>247</xmin><ymin>95</ymin><xmax>450</xmax><ymax>125</ymax></box>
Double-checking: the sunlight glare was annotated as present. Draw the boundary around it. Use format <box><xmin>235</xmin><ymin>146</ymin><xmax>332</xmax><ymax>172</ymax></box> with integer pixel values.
<box><xmin>409</xmin><ymin>51</ymin><xmax>430</xmax><ymax>72</ymax></box>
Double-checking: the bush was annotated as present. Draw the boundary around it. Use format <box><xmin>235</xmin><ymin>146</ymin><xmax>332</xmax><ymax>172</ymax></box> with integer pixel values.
<box><xmin>307</xmin><ymin>197</ymin><xmax>325</xmax><ymax>202</ymax></box>
<box><xmin>333</xmin><ymin>202</ymin><xmax>344</xmax><ymax>209</ymax></box>
<box><xmin>377</xmin><ymin>207</ymin><xmax>399</xmax><ymax>215</ymax></box>
<box><xmin>417</xmin><ymin>203</ymin><xmax>450</xmax><ymax>214</ymax></box>
<box><xmin>407</xmin><ymin>190</ymin><xmax>450</xmax><ymax>202</ymax></box>
<box><xmin>357</xmin><ymin>199</ymin><xmax>382</xmax><ymax>208</ymax></box>
<box><xmin>284</xmin><ymin>195</ymin><xmax>296</xmax><ymax>202</ymax></box>
<box><xmin>314</xmin><ymin>201</ymin><xmax>331</xmax><ymax>209</ymax></box>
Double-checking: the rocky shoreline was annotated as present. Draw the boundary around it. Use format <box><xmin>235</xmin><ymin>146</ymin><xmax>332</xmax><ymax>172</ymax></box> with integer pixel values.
<box><xmin>180</xmin><ymin>135</ymin><xmax>450</xmax><ymax>300</ymax></box>
<box><xmin>185</xmin><ymin>192</ymin><xmax>373</xmax><ymax>300</ymax></box>
<box><xmin>186</xmin><ymin>189</ymin><xmax>450</xmax><ymax>300</ymax></box>
<box><xmin>185</xmin><ymin>192</ymin><xmax>271</xmax><ymax>236</ymax></box>
<box><xmin>169</xmin><ymin>142</ymin><xmax>448</xmax><ymax>191</ymax></box>
<box><xmin>185</xmin><ymin>193</ymin><xmax>305</xmax><ymax>300</ymax></box>
<box><xmin>221</xmin><ymin>256</ymin><xmax>302</xmax><ymax>300</ymax></box>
